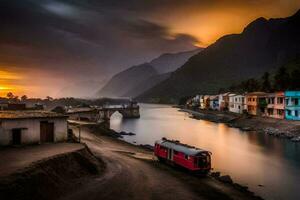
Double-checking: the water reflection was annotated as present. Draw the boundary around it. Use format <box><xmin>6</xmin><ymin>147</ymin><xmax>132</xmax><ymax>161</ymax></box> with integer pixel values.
<box><xmin>110</xmin><ymin>104</ymin><xmax>300</xmax><ymax>200</ymax></box>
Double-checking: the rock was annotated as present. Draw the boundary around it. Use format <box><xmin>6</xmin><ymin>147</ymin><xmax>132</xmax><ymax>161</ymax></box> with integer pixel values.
<box><xmin>140</xmin><ymin>144</ymin><xmax>154</xmax><ymax>151</ymax></box>
<box><xmin>291</xmin><ymin>136</ymin><xmax>300</xmax><ymax>142</ymax></box>
<box><xmin>210</xmin><ymin>172</ymin><xmax>221</xmax><ymax>178</ymax></box>
<box><xmin>119</xmin><ymin>131</ymin><xmax>136</xmax><ymax>136</ymax></box>
<box><xmin>218</xmin><ymin>175</ymin><xmax>233</xmax><ymax>184</ymax></box>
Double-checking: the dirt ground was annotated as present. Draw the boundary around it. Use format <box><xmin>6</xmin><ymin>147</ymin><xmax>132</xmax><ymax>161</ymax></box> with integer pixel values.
<box><xmin>59</xmin><ymin>126</ymin><xmax>262</xmax><ymax>200</ymax></box>
<box><xmin>0</xmin><ymin>143</ymin><xmax>83</xmax><ymax>177</ymax></box>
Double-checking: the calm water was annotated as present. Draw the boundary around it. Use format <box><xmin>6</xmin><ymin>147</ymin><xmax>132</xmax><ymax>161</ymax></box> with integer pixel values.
<box><xmin>110</xmin><ymin>104</ymin><xmax>300</xmax><ymax>200</ymax></box>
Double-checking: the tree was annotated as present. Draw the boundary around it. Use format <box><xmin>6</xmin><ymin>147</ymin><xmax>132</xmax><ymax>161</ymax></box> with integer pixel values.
<box><xmin>6</xmin><ymin>92</ymin><xmax>14</xmax><ymax>99</ymax></box>
<box><xmin>21</xmin><ymin>95</ymin><xmax>28</xmax><ymax>102</ymax></box>
<box><xmin>261</xmin><ymin>72</ymin><xmax>272</xmax><ymax>92</ymax></box>
<box><xmin>274</xmin><ymin>66</ymin><xmax>290</xmax><ymax>91</ymax></box>
<box><xmin>46</xmin><ymin>96</ymin><xmax>53</xmax><ymax>101</ymax></box>
<box><xmin>290</xmin><ymin>69</ymin><xmax>300</xmax><ymax>90</ymax></box>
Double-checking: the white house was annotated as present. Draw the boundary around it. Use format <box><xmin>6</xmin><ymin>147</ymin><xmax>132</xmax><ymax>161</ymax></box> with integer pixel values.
<box><xmin>0</xmin><ymin>111</ymin><xmax>68</xmax><ymax>146</ymax></box>
<box><xmin>229</xmin><ymin>94</ymin><xmax>246</xmax><ymax>114</ymax></box>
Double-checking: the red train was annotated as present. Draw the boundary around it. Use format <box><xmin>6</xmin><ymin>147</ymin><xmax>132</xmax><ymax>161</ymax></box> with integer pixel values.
<box><xmin>154</xmin><ymin>138</ymin><xmax>212</xmax><ymax>173</ymax></box>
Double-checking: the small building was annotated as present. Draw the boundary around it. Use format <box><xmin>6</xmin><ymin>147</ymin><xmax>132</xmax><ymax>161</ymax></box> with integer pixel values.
<box><xmin>285</xmin><ymin>91</ymin><xmax>300</xmax><ymax>120</ymax></box>
<box><xmin>245</xmin><ymin>92</ymin><xmax>267</xmax><ymax>116</ymax></box>
<box><xmin>0</xmin><ymin>111</ymin><xmax>68</xmax><ymax>146</ymax></box>
<box><xmin>200</xmin><ymin>95</ymin><xmax>210</xmax><ymax>110</ymax></box>
<box><xmin>209</xmin><ymin>95</ymin><xmax>219</xmax><ymax>110</ymax></box>
<box><xmin>67</xmin><ymin>108</ymin><xmax>98</xmax><ymax>122</ymax></box>
<box><xmin>265</xmin><ymin>92</ymin><xmax>285</xmax><ymax>119</ymax></box>
<box><xmin>218</xmin><ymin>92</ymin><xmax>231</xmax><ymax>111</ymax></box>
<box><xmin>229</xmin><ymin>94</ymin><xmax>246</xmax><ymax>114</ymax></box>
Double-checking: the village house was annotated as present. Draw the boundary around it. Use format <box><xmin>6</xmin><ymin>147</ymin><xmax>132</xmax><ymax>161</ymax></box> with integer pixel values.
<box><xmin>0</xmin><ymin>111</ymin><xmax>68</xmax><ymax>146</ymax></box>
<box><xmin>218</xmin><ymin>92</ymin><xmax>231</xmax><ymax>111</ymax></box>
<box><xmin>229</xmin><ymin>94</ymin><xmax>246</xmax><ymax>114</ymax></box>
<box><xmin>285</xmin><ymin>91</ymin><xmax>300</xmax><ymax>120</ymax></box>
<box><xmin>209</xmin><ymin>95</ymin><xmax>219</xmax><ymax>110</ymax></box>
<box><xmin>265</xmin><ymin>92</ymin><xmax>285</xmax><ymax>119</ymax></box>
<box><xmin>245</xmin><ymin>92</ymin><xmax>267</xmax><ymax>116</ymax></box>
<box><xmin>200</xmin><ymin>95</ymin><xmax>210</xmax><ymax>110</ymax></box>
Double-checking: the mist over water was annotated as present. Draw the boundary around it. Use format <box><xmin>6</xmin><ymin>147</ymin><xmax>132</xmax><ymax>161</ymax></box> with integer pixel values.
<box><xmin>110</xmin><ymin>104</ymin><xmax>300</xmax><ymax>200</ymax></box>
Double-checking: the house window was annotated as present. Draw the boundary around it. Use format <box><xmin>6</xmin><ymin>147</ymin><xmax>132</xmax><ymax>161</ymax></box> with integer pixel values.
<box><xmin>277</xmin><ymin>97</ymin><xmax>283</xmax><ymax>104</ymax></box>
<box><xmin>287</xmin><ymin>110</ymin><xmax>292</xmax><ymax>116</ymax></box>
<box><xmin>295</xmin><ymin>98</ymin><xmax>299</xmax><ymax>105</ymax></box>
<box><xmin>295</xmin><ymin>110</ymin><xmax>299</xmax><ymax>117</ymax></box>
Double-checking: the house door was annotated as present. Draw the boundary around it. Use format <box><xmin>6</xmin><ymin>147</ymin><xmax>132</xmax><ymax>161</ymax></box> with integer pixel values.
<box><xmin>12</xmin><ymin>129</ymin><xmax>22</xmax><ymax>145</ymax></box>
<box><xmin>167</xmin><ymin>148</ymin><xmax>173</xmax><ymax>160</ymax></box>
<box><xmin>40</xmin><ymin>122</ymin><xmax>54</xmax><ymax>143</ymax></box>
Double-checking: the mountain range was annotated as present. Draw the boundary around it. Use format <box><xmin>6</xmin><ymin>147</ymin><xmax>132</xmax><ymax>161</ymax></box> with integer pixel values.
<box><xmin>97</xmin><ymin>49</ymin><xmax>201</xmax><ymax>98</ymax></box>
<box><xmin>137</xmin><ymin>9</ymin><xmax>300</xmax><ymax>103</ymax></box>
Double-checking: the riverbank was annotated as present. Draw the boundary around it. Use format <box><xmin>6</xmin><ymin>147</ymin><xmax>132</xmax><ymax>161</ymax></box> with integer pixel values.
<box><xmin>180</xmin><ymin>107</ymin><xmax>300</xmax><ymax>141</ymax></box>
<box><xmin>80</xmin><ymin>124</ymin><xmax>263</xmax><ymax>200</ymax></box>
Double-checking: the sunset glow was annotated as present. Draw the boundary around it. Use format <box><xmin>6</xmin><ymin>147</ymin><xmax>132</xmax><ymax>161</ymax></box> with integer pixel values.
<box><xmin>0</xmin><ymin>0</ymin><xmax>299</xmax><ymax>97</ymax></box>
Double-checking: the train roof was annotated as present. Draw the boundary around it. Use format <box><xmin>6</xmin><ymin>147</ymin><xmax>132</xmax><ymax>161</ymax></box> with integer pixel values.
<box><xmin>156</xmin><ymin>139</ymin><xmax>209</xmax><ymax>156</ymax></box>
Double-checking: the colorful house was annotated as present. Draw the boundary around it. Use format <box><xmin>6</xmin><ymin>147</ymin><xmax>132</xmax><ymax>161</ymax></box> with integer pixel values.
<box><xmin>229</xmin><ymin>94</ymin><xmax>246</xmax><ymax>114</ymax></box>
<box><xmin>200</xmin><ymin>95</ymin><xmax>210</xmax><ymax>109</ymax></box>
<box><xmin>245</xmin><ymin>92</ymin><xmax>267</xmax><ymax>116</ymax></box>
<box><xmin>218</xmin><ymin>92</ymin><xmax>231</xmax><ymax>111</ymax></box>
<box><xmin>209</xmin><ymin>95</ymin><xmax>219</xmax><ymax>110</ymax></box>
<box><xmin>265</xmin><ymin>92</ymin><xmax>285</xmax><ymax>119</ymax></box>
<box><xmin>285</xmin><ymin>91</ymin><xmax>300</xmax><ymax>120</ymax></box>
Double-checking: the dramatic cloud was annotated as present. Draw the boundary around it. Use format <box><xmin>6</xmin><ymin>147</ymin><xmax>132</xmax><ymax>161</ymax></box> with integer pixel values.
<box><xmin>0</xmin><ymin>0</ymin><xmax>299</xmax><ymax>97</ymax></box>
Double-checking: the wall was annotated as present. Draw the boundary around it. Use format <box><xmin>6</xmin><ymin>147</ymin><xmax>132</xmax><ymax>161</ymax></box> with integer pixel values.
<box><xmin>0</xmin><ymin>118</ymin><xmax>67</xmax><ymax>146</ymax></box>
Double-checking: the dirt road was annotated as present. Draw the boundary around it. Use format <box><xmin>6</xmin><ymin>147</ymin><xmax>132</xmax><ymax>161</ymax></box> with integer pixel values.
<box><xmin>61</xmin><ymin>127</ymin><xmax>261</xmax><ymax>200</ymax></box>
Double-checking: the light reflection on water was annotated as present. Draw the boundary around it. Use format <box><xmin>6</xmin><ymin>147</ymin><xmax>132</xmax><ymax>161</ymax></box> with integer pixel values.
<box><xmin>110</xmin><ymin>104</ymin><xmax>300</xmax><ymax>200</ymax></box>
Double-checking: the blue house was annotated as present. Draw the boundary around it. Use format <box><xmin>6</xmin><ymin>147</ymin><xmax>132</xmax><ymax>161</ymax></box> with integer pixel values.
<box><xmin>285</xmin><ymin>91</ymin><xmax>300</xmax><ymax>120</ymax></box>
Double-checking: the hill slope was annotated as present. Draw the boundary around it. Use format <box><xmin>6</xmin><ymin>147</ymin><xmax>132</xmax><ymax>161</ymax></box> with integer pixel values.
<box><xmin>98</xmin><ymin>63</ymin><xmax>157</xmax><ymax>97</ymax></box>
<box><xmin>97</xmin><ymin>49</ymin><xmax>201</xmax><ymax>98</ymax></box>
<box><xmin>137</xmin><ymin>10</ymin><xmax>300</xmax><ymax>103</ymax></box>
<box><xmin>150</xmin><ymin>49</ymin><xmax>202</xmax><ymax>74</ymax></box>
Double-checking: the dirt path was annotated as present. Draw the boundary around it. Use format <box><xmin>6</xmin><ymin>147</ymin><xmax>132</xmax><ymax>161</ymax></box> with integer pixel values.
<box><xmin>0</xmin><ymin>143</ymin><xmax>84</xmax><ymax>177</ymax></box>
<box><xmin>61</xmin><ymin>127</ymin><xmax>261</xmax><ymax>200</ymax></box>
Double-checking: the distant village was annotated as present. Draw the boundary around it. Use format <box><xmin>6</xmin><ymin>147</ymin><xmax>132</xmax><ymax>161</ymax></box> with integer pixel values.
<box><xmin>186</xmin><ymin>91</ymin><xmax>300</xmax><ymax>121</ymax></box>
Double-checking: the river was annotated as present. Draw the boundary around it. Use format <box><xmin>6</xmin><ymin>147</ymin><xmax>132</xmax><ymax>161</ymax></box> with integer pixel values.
<box><xmin>110</xmin><ymin>104</ymin><xmax>300</xmax><ymax>200</ymax></box>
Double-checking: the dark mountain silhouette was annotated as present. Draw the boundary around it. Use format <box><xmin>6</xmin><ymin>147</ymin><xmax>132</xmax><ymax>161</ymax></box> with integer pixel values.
<box><xmin>137</xmin><ymin>10</ymin><xmax>300</xmax><ymax>103</ymax></box>
<box><xmin>97</xmin><ymin>49</ymin><xmax>201</xmax><ymax>98</ymax></box>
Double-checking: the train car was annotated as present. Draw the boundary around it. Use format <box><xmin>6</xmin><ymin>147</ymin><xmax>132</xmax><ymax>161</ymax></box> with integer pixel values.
<box><xmin>154</xmin><ymin>138</ymin><xmax>211</xmax><ymax>173</ymax></box>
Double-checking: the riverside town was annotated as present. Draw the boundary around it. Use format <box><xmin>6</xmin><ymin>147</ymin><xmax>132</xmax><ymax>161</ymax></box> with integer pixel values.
<box><xmin>186</xmin><ymin>91</ymin><xmax>300</xmax><ymax>120</ymax></box>
<box><xmin>1</xmin><ymin>2</ymin><xmax>300</xmax><ymax>200</ymax></box>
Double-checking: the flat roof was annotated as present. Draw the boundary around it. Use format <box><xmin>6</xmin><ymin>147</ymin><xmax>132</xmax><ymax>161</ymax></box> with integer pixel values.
<box><xmin>0</xmin><ymin>111</ymin><xmax>68</xmax><ymax>120</ymax></box>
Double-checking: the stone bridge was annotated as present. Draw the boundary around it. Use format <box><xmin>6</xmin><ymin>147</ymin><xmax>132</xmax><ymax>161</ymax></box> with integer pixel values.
<box><xmin>97</xmin><ymin>106</ymin><xmax>140</xmax><ymax>121</ymax></box>
<box><xmin>67</xmin><ymin>104</ymin><xmax>140</xmax><ymax>123</ymax></box>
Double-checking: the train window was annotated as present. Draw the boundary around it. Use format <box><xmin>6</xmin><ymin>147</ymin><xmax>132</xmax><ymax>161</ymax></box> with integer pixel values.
<box><xmin>174</xmin><ymin>150</ymin><xmax>178</xmax><ymax>155</ymax></box>
<box><xmin>185</xmin><ymin>155</ymin><xmax>189</xmax><ymax>160</ymax></box>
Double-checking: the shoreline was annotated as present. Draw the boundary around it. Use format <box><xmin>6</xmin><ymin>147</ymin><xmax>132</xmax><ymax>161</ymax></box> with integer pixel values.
<box><xmin>179</xmin><ymin>107</ymin><xmax>300</xmax><ymax>142</ymax></box>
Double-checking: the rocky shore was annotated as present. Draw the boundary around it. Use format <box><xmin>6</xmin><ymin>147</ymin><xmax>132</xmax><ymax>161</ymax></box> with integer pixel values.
<box><xmin>180</xmin><ymin>108</ymin><xmax>300</xmax><ymax>141</ymax></box>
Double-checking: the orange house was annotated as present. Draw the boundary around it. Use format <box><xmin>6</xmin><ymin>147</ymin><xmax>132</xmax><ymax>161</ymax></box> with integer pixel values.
<box><xmin>245</xmin><ymin>92</ymin><xmax>267</xmax><ymax>116</ymax></box>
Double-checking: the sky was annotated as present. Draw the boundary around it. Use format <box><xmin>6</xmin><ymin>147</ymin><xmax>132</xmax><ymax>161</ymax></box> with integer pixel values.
<box><xmin>0</xmin><ymin>0</ymin><xmax>299</xmax><ymax>98</ymax></box>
